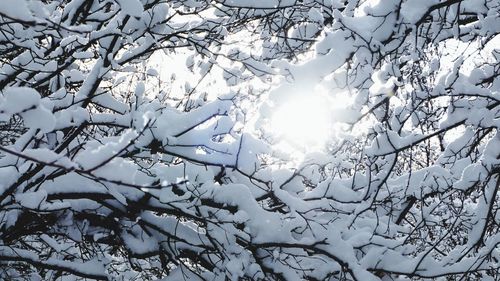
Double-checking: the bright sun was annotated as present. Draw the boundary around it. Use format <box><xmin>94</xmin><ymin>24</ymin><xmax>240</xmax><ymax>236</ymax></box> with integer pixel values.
<box><xmin>271</xmin><ymin>95</ymin><xmax>332</xmax><ymax>151</ymax></box>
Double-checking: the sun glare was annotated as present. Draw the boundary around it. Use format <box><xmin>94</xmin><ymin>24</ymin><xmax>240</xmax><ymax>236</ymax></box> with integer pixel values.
<box><xmin>271</xmin><ymin>95</ymin><xmax>332</xmax><ymax>151</ymax></box>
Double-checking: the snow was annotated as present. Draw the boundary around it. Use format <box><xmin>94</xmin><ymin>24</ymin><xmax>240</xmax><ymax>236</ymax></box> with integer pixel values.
<box><xmin>74</xmin><ymin>130</ymin><xmax>138</xmax><ymax>170</ymax></box>
<box><xmin>0</xmin><ymin>0</ymin><xmax>499</xmax><ymax>280</ymax></box>
<box><xmin>22</xmin><ymin>148</ymin><xmax>76</xmax><ymax>169</ymax></box>
<box><xmin>400</xmin><ymin>0</ymin><xmax>439</xmax><ymax>23</ymax></box>
<box><xmin>117</xmin><ymin>0</ymin><xmax>144</xmax><ymax>17</ymax></box>
<box><xmin>121</xmin><ymin>231</ymin><xmax>158</xmax><ymax>255</ymax></box>
<box><xmin>0</xmin><ymin>87</ymin><xmax>55</xmax><ymax>132</ymax></box>
<box><xmin>0</xmin><ymin>0</ymin><xmax>34</xmax><ymax>22</ymax></box>
<box><xmin>92</xmin><ymin>92</ymin><xmax>129</xmax><ymax>114</ymax></box>
<box><xmin>21</xmin><ymin>106</ymin><xmax>56</xmax><ymax>133</ymax></box>
<box><xmin>219</xmin><ymin>0</ymin><xmax>295</xmax><ymax>8</ymax></box>
<box><xmin>15</xmin><ymin>190</ymin><xmax>47</xmax><ymax>209</ymax></box>
<box><xmin>162</xmin><ymin>265</ymin><xmax>203</xmax><ymax>281</ymax></box>
<box><xmin>0</xmin><ymin>87</ymin><xmax>40</xmax><ymax>115</ymax></box>
<box><xmin>67</xmin><ymin>69</ymin><xmax>86</xmax><ymax>82</ymax></box>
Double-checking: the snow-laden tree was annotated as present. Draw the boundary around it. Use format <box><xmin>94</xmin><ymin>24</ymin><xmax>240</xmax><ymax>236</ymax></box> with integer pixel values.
<box><xmin>0</xmin><ymin>0</ymin><xmax>499</xmax><ymax>280</ymax></box>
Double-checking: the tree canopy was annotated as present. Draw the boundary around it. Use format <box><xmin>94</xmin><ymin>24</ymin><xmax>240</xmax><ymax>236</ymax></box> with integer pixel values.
<box><xmin>0</xmin><ymin>0</ymin><xmax>499</xmax><ymax>280</ymax></box>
